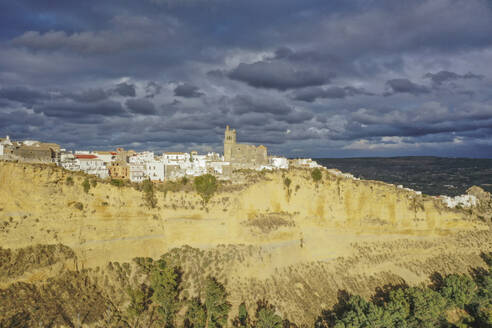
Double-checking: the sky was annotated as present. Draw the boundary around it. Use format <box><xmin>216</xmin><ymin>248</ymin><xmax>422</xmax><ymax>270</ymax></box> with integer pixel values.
<box><xmin>1</xmin><ymin>0</ymin><xmax>492</xmax><ymax>158</ymax></box>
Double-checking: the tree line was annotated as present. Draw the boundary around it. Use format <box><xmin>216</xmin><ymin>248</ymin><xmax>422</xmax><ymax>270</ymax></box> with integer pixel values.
<box><xmin>125</xmin><ymin>253</ymin><xmax>492</xmax><ymax>328</ymax></box>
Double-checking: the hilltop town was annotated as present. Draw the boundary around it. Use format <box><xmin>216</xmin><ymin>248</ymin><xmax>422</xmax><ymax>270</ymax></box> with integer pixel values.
<box><xmin>0</xmin><ymin>126</ymin><xmax>320</xmax><ymax>182</ymax></box>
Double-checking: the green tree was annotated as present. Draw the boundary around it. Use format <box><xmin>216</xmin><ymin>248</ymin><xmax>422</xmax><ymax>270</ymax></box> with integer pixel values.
<box><xmin>333</xmin><ymin>295</ymin><xmax>393</xmax><ymax>328</ymax></box>
<box><xmin>233</xmin><ymin>302</ymin><xmax>250</xmax><ymax>328</ymax></box>
<box><xmin>65</xmin><ymin>176</ymin><xmax>74</xmax><ymax>186</ymax></box>
<box><xmin>386</xmin><ymin>287</ymin><xmax>411</xmax><ymax>325</ymax></box>
<box><xmin>150</xmin><ymin>259</ymin><xmax>181</xmax><ymax>328</ymax></box>
<box><xmin>184</xmin><ymin>298</ymin><xmax>207</xmax><ymax>328</ymax></box>
<box><xmin>126</xmin><ymin>284</ymin><xmax>151</xmax><ymax>327</ymax></box>
<box><xmin>311</xmin><ymin>168</ymin><xmax>322</xmax><ymax>183</ymax></box>
<box><xmin>254</xmin><ymin>302</ymin><xmax>282</xmax><ymax>328</ymax></box>
<box><xmin>440</xmin><ymin>274</ymin><xmax>477</xmax><ymax>308</ymax></box>
<box><xmin>142</xmin><ymin>179</ymin><xmax>157</xmax><ymax>208</ymax></box>
<box><xmin>204</xmin><ymin>277</ymin><xmax>231</xmax><ymax>328</ymax></box>
<box><xmin>82</xmin><ymin>178</ymin><xmax>91</xmax><ymax>193</ymax></box>
<box><xmin>405</xmin><ymin>287</ymin><xmax>447</xmax><ymax>327</ymax></box>
<box><xmin>194</xmin><ymin>174</ymin><xmax>218</xmax><ymax>204</ymax></box>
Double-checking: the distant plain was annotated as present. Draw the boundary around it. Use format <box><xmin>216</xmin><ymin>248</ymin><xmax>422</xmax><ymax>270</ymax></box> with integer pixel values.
<box><xmin>316</xmin><ymin>156</ymin><xmax>492</xmax><ymax>196</ymax></box>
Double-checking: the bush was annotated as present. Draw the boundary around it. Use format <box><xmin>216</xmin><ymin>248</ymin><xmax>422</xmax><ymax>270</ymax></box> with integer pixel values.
<box><xmin>181</xmin><ymin>177</ymin><xmax>189</xmax><ymax>185</ymax></box>
<box><xmin>255</xmin><ymin>301</ymin><xmax>283</xmax><ymax>328</ymax></box>
<box><xmin>82</xmin><ymin>178</ymin><xmax>90</xmax><ymax>193</ymax></box>
<box><xmin>194</xmin><ymin>174</ymin><xmax>218</xmax><ymax>204</ymax></box>
<box><xmin>283</xmin><ymin>177</ymin><xmax>291</xmax><ymax>189</ymax></box>
<box><xmin>65</xmin><ymin>176</ymin><xmax>74</xmax><ymax>186</ymax></box>
<box><xmin>74</xmin><ymin>202</ymin><xmax>83</xmax><ymax>211</ymax></box>
<box><xmin>311</xmin><ymin>168</ymin><xmax>322</xmax><ymax>182</ymax></box>
<box><xmin>142</xmin><ymin>179</ymin><xmax>157</xmax><ymax>208</ymax></box>
<box><xmin>90</xmin><ymin>179</ymin><xmax>97</xmax><ymax>188</ymax></box>
<box><xmin>110</xmin><ymin>179</ymin><xmax>124</xmax><ymax>187</ymax></box>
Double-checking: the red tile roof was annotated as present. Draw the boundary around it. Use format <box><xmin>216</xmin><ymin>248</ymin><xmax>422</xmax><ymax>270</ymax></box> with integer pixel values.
<box><xmin>75</xmin><ymin>154</ymin><xmax>98</xmax><ymax>159</ymax></box>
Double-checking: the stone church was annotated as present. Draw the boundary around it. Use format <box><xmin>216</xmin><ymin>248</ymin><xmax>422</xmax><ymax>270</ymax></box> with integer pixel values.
<box><xmin>224</xmin><ymin>125</ymin><xmax>268</xmax><ymax>168</ymax></box>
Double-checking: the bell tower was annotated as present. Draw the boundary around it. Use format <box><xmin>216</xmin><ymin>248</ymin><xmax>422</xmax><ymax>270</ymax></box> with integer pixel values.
<box><xmin>224</xmin><ymin>125</ymin><xmax>236</xmax><ymax>162</ymax></box>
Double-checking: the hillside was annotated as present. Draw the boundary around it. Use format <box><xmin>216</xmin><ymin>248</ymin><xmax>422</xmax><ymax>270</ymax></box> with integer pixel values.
<box><xmin>1</xmin><ymin>161</ymin><xmax>491</xmax><ymax>326</ymax></box>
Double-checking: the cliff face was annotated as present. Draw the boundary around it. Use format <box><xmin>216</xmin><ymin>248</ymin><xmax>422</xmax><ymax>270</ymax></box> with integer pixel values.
<box><xmin>0</xmin><ymin>161</ymin><xmax>491</xmax><ymax>326</ymax></box>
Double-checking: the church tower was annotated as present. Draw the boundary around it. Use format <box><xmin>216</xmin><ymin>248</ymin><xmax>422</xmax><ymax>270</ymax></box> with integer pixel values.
<box><xmin>224</xmin><ymin>125</ymin><xmax>236</xmax><ymax>162</ymax></box>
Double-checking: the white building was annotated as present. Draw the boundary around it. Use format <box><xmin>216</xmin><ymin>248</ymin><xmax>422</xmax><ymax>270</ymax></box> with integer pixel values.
<box><xmin>270</xmin><ymin>157</ymin><xmax>289</xmax><ymax>169</ymax></box>
<box><xmin>60</xmin><ymin>151</ymin><xmax>78</xmax><ymax>171</ymax></box>
<box><xmin>440</xmin><ymin>194</ymin><xmax>478</xmax><ymax>208</ymax></box>
<box><xmin>75</xmin><ymin>154</ymin><xmax>109</xmax><ymax>179</ymax></box>
<box><xmin>129</xmin><ymin>163</ymin><xmax>146</xmax><ymax>183</ymax></box>
<box><xmin>0</xmin><ymin>136</ymin><xmax>13</xmax><ymax>156</ymax></box>
<box><xmin>291</xmin><ymin>158</ymin><xmax>321</xmax><ymax>168</ymax></box>
<box><xmin>93</xmin><ymin>151</ymin><xmax>117</xmax><ymax>164</ymax></box>
<box><xmin>145</xmin><ymin>161</ymin><xmax>165</xmax><ymax>181</ymax></box>
<box><xmin>129</xmin><ymin>151</ymin><xmax>155</xmax><ymax>164</ymax></box>
<box><xmin>163</xmin><ymin>152</ymin><xmax>189</xmax><ymax>163</ymax></box>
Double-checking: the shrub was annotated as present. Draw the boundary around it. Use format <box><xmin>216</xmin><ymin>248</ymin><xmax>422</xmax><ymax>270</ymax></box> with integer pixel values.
<box><xmin>283</xmin><ymin>177</ymin><xmax>291</xmax><ymax>189</ymax></box>
<box><xmin>311</xmin><ymin>168</ymin><xmax>322</xmax><ymax>182</ymax></box>
<box><xmin>74</xmin><ymin>202</ymin><xmax>84</xmax><ymax>211</ymax></box>
<box><xmin>65</xmin><ymin>176</ymin><xmax>74</xmax><ymax>186</ymax></box>
<box><xmin>90</xmin><ymin>179</ymin><xmax>97</xmax><ymax>188</ymax></box>
<box><xmin>142</xmin><ymin>179</ymin><xmax>157</xmax><ymax>208</ymax></box>
<box><xmin>181</xmin><ymin>177</ymin><xmax>189</xmax><ymax>185</ymax></box>
<box><xmin>82</xmin><ymin>178</ymin><xmax>90</xmax><ymax>193</ymax></box>
<box><xmin>110</xmin><ymin>179</ymin><xmax>124</xmax><ymax>187</ymax></box>
<box><xmin>184</xmin><ymin>298</ymin><xmax>207</xmax><ymax>328</ymax></box>
<box><xmin>194</xmin><ymin>174</ymin><xmax>218</xmax><ymax>204</ymax></box>
<box><xmin>255</xmin><ymin>301</ymin><xmax>282</xmax><ymax>328</ymax></box>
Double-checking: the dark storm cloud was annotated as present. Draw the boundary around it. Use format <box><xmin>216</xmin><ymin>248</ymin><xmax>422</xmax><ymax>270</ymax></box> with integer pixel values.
<box><xmin>292</xmin><ymin>86</ymin><xmax>374</xmax><ymax>102</ymax></box>
<box><xmin>385</xmin><ymin>79</ymin><xmax>430</xmax><ymax>96</ymax></box>
<box><xmin>228</xmin><ymin>61</ymin><xmax>334</xmax><ymax>91</ymax></box>
<box><xmin>125</xmin><ymin>98</ymin><xmax>157</xmax><ymax>115</ymax></box>
<box><xmin>174</xmin><ymin>83</ymin><xmax>204</xmax><ymax>98</ymax></box>
<box><xmin>424</xmin><ymin>71</ymin><xmax>484</xmax><ymax>86</ymax></box>
<box><xmin>1</xmin><ymin>0</ymin><xmax>492</xmax><ymax>156</ymax></box>
<box><xmin>230</xmin><ymin>95</ymin><xmax>292</xmax><ymax>115</ymax></box>
<box><xmin>343</xmin><ymin>102</ymin><xmax>492</xmax><ymax>139</ymax></box>
<box><xmin>34</xmin><ymin>100</ymin><xmax>127</xmax><ymax>120</ymax></box>
<box><xmin>114</xmin><ymin>82</ymin><xmax>136</xmax><ymax>97</ymax></box>
<box><xmin>0</xmin><ymin>86</ymin><xmax>49</xmax><ymax>105</ymax></box>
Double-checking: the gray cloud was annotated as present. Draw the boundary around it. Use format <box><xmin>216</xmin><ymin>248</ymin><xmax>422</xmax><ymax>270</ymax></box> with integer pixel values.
<box><xmin>385</xmin><ymin>79</ymin><xmax>431</xmax><ymax>96</ymax></box>
<box><xmin>424</xmin><ymin>70</ymin><xmax>484</xmax><ymax>86</ymax></box>
<box><xmin>174</xmin><ymin>83</ymin><xmax>204</xmax><ymax>98</ymax></box>
<box><xmin>292</xmin><ymin>86</ymin><xmax>374</xmax><ymax>102</ymax></box>
<box><xmin>145</xmin><ymin>81</ymin><xmax>163</xmax><ymax>98</ymax></box>
<box><xmin>125</xmin><ymin>98</ymin><xmax>157</xmax><ymax>115</ymax></box>
<box><xmin>67</xmin><ymin>89</ymin><xmax>109</xmax><ymax>103</ymax></box>
<box><xmin>228</xmin><ymin>60</ymin><xmax>334</xmax><ymax>91</ymax></box>
<box><xmin>114</xmin><ymin>82</ymin><xmax>136</xmax><ymax>97</ymax></box>
<box><xmin>229</xmin><ymin>95</ymin><xmax>293</xmax><ymax>115</ymax></box>
<box><xmin>34</xmin><ymin>100</ymin><xmax>127</xmax><ymax>120</ymax></box>
<box><xmin>0</xmin><ymin>86</ymin><xmax>49</xmax><ymax>105</ymax></box>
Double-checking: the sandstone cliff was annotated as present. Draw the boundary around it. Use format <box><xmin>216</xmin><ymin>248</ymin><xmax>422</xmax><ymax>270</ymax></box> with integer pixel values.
<box><xmin>0</xmin><ymin>161</ymin><xmax>491</xmax><ymax>326</ymax></box>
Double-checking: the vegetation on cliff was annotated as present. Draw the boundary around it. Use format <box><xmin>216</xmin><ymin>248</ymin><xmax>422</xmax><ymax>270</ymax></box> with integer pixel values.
<box><xmin>2</xmin><ymin>245</ymin><xmax>491</xmax><ymax>328</ymax></box>
<box><xmin>194</xmin><ymin>174</ymin><xmax>218</xmax><ymax>204</ymax></box>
